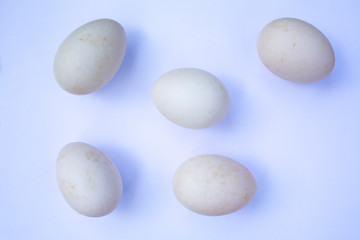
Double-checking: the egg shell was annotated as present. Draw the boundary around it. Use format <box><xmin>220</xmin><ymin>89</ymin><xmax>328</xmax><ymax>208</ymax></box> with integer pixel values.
<box><xmin>257</xmin><ymin>17</ymin><xmax>335</xmax><ymax>83</ymax></box>
<box><xmin>152</xmin><ymin>68</ymin><xmax>230</xmax><ymax>129</ymax></box>
<box><xmin>173</xmin><ymin>154</ymin><xmax>257</xmax><ymax>216</ymax></box>
<box><xmin>54</xmin><ymin>19</ymin><xmax>126</xmax><ymax>94</ymax></box>
<box><xmin>56</xmin><ymin>142</ymin><xmax>123</xmax><ymax>217</ymax></box>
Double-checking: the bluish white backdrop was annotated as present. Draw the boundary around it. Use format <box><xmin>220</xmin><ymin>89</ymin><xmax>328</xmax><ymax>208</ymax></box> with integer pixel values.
<box><xmin>1</xmin><ymin>0</ymin><xmax>359</xmax><ymax>239</ymax></box>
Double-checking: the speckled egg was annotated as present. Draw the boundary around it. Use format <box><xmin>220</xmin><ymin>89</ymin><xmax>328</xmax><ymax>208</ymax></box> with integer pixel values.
<box><xmin>257</xmin><ymin>17</ymin><xmax>335</xmax><ymax>83</ymax></box>
<box><xmin>56</xmin><ymin>142</ymin><xmax>123</xmax><ymax>217</ymax></box>
<box><xmin>54</xmin><ymin>19</ymin><xmax>126</xmax><ymax>94</ymax></box>
<box><xmin>152</xmin><ymin>68</ymin><xmax>230</xmax><ymax>129</ymax></box>
<box><xmin>173</xmin><ymin>154</ymin><xmax>257</xmax><ymax>216</ymax></box>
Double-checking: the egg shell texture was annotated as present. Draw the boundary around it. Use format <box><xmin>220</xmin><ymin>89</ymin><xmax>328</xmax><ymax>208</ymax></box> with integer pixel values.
<box><xmin>56</xmin><ymin>142</ymin><xmax>123</xmax><ymax>217</ymax></box>
<box><xmin>257</xmin><ymin>18</ymin><xmax>335</xmax><ymax>83</ymax></box>
<box><xmin>54</xmin><ymin>19</ymin><xmax>126</xmax><ymax>94</ymax></box>
<box><xmin>152</xmin><ymin>68</ymin><xmax>230</xmax><ymax>129</ymax></box>
<box><xmin>173</xmin><ymin>154</ymin><xmax>257</xmax><ymax>216</ymax></box>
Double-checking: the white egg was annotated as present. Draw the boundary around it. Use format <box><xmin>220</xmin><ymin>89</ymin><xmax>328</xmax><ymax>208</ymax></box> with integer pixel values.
<box><xmin>173</xmin><ymin>154</ymin><xmax>257</xmax><ymax>216</ymax></box>
<box><xmin>257</xmin><ymin>17</ymin><xmax>335</xmax><ymax>83</ymax></box>
<box><xmin>56</xmin><ymin>142</ymin><xmax>123</xmax><ymax>217</ymax></box>
<box><xmin>54</xmin><ymin>19</ymin><xmax>126</xmax><ymax>94</ymax></box>
<box><xmin>152</xmin><ymin>68</ymin><xmax>230</xmax><ymax>129</ymax></box>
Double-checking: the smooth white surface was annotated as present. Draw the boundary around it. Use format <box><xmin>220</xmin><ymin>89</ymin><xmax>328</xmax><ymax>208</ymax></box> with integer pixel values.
<box><xmin>0</xmin><ymin>0</ymin><xmax>359</xmax><ymax>239</ymax></box>
<box><xmin>153</xmin><ymin>68</ymin><xmax>230</xmax><ymax>129</ymax></box>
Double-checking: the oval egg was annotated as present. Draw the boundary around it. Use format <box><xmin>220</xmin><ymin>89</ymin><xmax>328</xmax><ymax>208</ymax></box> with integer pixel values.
<box><xmin>257</xmin><ymin>17</ymin><xmax>335</xmax><ymax>83</ymax></box>
<box><xmin>54</xmin><ymin>19</ymin><xmax>126</xmax><ymax>94</ymax></box>
<box><xmin>173</xmin><ymin>154</ymin><xmax>257</xmax><ymax>216</ymax></box>
<box><xmin>56</xmin><ymin>142</ymin><xmax>123</xmax><ymax>217</ymax></box>
<box><xmin>152</xmin><ymin>68</ymin><xmax>230</xmax><ymax>129</ymax></box>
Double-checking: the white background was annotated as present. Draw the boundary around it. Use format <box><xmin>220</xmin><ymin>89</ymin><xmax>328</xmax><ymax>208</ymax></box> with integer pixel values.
<box><xmin>1</xmin><ymin>0</ymin><xmax>360</xmax><ymax>239</ymax></box>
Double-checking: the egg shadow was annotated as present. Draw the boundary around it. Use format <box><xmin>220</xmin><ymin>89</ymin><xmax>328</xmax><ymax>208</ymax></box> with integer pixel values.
<box><xmin>235</xmin><ymin>156</ymin><xmax>269</xmax><ymax>214</ymax></box>
<box><xmin>212</xmin><ymin>76</ymin><xmax>244</xmax><ymax>131</ymax></box>
<box><xmin>98</xmin><ymin>144</ymin><xmax>141</xmax><ymax>214</ymax></box>
<box><xmin>211</xmin><ymin>76</ymin><xmax>261</xmax><ymax>136</ymax></box>
<box><xmin>94</xmin><ymin>28</ymin><xmax>142</xmax><ymax>99</ymax></box>
<box><xmin>309</xmin><ymin>37</ymin><xmax>346</xmax><ymax>90</ymax></box>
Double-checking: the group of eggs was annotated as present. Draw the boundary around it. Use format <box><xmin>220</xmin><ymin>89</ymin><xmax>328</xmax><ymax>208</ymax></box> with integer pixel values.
<box><xmin>54</xmin><ymin>18</ymin><xmax>335</xmax><ymax>217</ymax></box>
